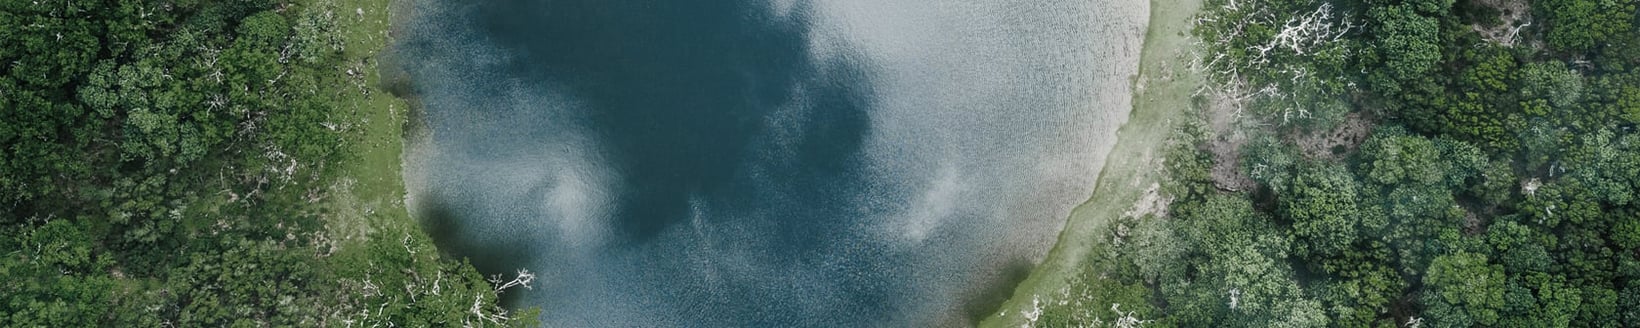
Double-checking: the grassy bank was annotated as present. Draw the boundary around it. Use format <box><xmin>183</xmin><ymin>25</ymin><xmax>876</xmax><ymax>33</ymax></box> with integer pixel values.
<box><xmin>315</xmin><ymin>0</ymin><xmax>415</xmax><ymax>263</ymax></box>
<box><xmin>980</xmin><ymin>0</ymin><xmax>1205</xmax><ymax>324</ymax></box>
<box><xmin>310</xmin><ymin>0</ymin><xmax>541</xmax><ymax>325</ymax></box>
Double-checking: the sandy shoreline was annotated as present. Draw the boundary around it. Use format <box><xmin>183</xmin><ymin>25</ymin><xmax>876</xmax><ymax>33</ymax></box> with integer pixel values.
<box><xmin>978</xmin><ymin>0</ymin><xmax>1206</xmax><ymax>324</ymax></box>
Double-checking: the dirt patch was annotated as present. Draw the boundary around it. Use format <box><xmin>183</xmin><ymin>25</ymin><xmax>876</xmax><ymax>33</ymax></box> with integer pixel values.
<box><xmin>1462</xmin><ymin>210</ymin><xmax>1487</xmax><ymax>235</ymax></box>
<box><xmin>1207</xmin><ymin>97</ymin><xmax>1370</xmax><ymax>189</ymax></box>
<box><xmin>1290</xmin><ymin>112</ymin><xmax>1373</xmax><ymax>160</ymax></box>
<box><xmin>1204</xmin><ymin>88</ymin><xmax>1257</xmax><ymax>192</ymax></box>
<box><xmin>1469</xmin><ymin>0</ymin><xmax>1532</xmax><ymax>46</ymax></box>
<box><xmin>1124</xmin><ymin>183</ymin><xmax>1173</xmax><ymax>220</ymax></box>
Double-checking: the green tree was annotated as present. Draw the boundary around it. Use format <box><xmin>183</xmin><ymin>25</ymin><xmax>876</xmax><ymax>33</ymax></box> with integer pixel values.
<box><xmin>1497</xmin><ymin>275</ymin><xmax>1585</xmax><ymax>328</ymax></box>
<box><xmin>1281</xmin><ymin>163</ymin><xmax>1377</xmax><ymax>274</ymax></box>
<box><xmin>1459</xmin><ymin>48</ymin><xmax>1518</xmax><ymax>95</ymax></box>
<box><xmin>1623</xmin><ymin>284</ymin><xmax>1640</xmax><ymax>325</ymax></box>
<box><xmin>1367</xmin><ymin>5</ymin><xmax>1442</xmax><ymax>94</ymax></box>
<box><xmin>1620</xmin><ymin>85</ymin><xmax>1640</xmax><ymax>124</ymax></box>
<box><xmin>1536</xmin><ymin>0</ymin><xmax>1637</xmax><ymax>52</ymax></box>
<box><xmin>1472</xmin><ymin>160</ymin><xmax>1517</xmax><ymax>207</ymax></box>
<box><xmin>1358</xmin><ymin>129</ymin><xmax>1444</xmax><ymax>187</ymax></box>
<box><xmin>1422</xmin><ymin>251</ymin><xmax>1507</xmax><ymax>328</ymax></box>
<box><xmin>1574</xmin><ymin>285</ymin><xmax>1620</xmax><ymax>327</ymax></box>
<box><xmin>1315</xmin><ymin>260</ymin><xmax>1403</xmax><ymax>327</ymax></box>
<box><xmin>1517</xmin><ymin>119</ymin><xmax>1569</xmax><ymax>171</ymax></box>
<box><xmin>1243</xmin><ymin>134</ymin><xmax>1301</xmax><ymax>192</ymax></box>
<box><xmin>1520</xmin><ymin>61</ymin><xmax>1586</xmax><ymax>111</ymax></box>
<box><xmin>1168</xmin><ymin>194</ymin><xmax>1330</xmax><ymax>327</ymax></box>
<box><xmin>121</xmin><ymin>108</ymin><xmax>183</xmax><ymax>162</ymax></box>
<box><xmin>1616</xmin><ymin>215</ymin><xmax>1640</xmax><ymax>251</ymax></box>
<box><xmin>1488</xmin><ymin>219</ymin><xmax>1555</xmax><ymax>274</ymax></box>
<box><xmin>1561</xmin><ymin>130</ymin><xmax>1640</xmax><ymax>207</ymax></box>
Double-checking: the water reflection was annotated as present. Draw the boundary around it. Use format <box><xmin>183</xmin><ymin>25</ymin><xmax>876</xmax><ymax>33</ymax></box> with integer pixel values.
<box><xmin>397</xmin><ymin>0</ymin><xmax>1143</xmax><ymax>325</ymax></box>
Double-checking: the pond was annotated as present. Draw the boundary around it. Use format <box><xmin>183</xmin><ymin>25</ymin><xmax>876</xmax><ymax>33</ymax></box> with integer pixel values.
<box><xmin>394</xmin><ymin>0</ymin><xmax>1144</xmax><ymax>325</ymax></box>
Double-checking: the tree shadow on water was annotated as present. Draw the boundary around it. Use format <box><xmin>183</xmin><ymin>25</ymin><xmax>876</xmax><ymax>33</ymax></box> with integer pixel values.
<box><xmin>413</xmin><ymin>193</ymin><xmax>538</xmax><ymax>307</ymax></box>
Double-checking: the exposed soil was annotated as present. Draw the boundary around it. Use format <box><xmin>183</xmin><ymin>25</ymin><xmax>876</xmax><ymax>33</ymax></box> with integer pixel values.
<box><xmin>1463</xmin><ymin>209</ymin><xmax>1488</xmax><ymax>236</ymax></box>
<box><xmin>1124</xmin><ymin>182</ymin><xmax>1173</xmax><ymax>220</ymax></box>
<box><xmin>1469</xmin><ymin>0</ymin><xmax>1532</xmax><ymax>46</ymax></box>
<box><xmin>1208</xmin><ymin>99</ymin><xmax>1372</xmax><ymax>191</ymax></box>
<box><xmin>1290</xmin><ymin>112</ymin><xmax>1373</xmax><ymax>160</ymax></box>
<box><xmin>1205</xmin><ymin>89</ymin><xmax>1257</xmax><ymax>192</ymax></box>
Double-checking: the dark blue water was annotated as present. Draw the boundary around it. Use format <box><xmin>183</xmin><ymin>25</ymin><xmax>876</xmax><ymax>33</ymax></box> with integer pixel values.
<box><xmin>396</xmin><ymin>0</ymin><xmax>1145</xmax><ymax>326</ymax></box>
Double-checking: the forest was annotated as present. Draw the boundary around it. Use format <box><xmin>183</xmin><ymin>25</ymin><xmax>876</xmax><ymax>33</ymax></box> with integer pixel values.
<box><xmin>1032</xmin><ymin>0</ymin><xmax>1640</xmax><ymax>326</ymax></box>
<box><xmin>0</xmin><ymin>0</ymin><xmax>532</xmax><ymax>326</ymax></box>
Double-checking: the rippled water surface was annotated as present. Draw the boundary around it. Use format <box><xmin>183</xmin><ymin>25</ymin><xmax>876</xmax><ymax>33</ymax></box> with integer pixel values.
<box><xmin>396</xmin><ymin>0</ymin><xmax>1144</xmax><ymax>325</ymax></box>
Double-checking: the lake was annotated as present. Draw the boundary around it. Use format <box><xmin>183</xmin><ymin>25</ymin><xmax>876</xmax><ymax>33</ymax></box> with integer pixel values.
<box><xmin>394</xmin><ymin>0</ymin><xmax>1145</xmax><ymax>325</ymax></box>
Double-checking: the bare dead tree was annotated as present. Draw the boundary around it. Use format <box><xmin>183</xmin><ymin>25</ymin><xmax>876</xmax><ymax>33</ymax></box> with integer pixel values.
<box><xmin>1192</xmin><ymin>0</ymin><xmax>1355</xmax><ymax>126</ymax></box>
<box><xmin>1109</xmin><ymin>303</ymin><xmax>1151</xmax><ymax>328</ymax></box>
<box><xmin>489</xmin><ymin>269</ymin><xmax>536</xmax><ymax>294</ymax></box>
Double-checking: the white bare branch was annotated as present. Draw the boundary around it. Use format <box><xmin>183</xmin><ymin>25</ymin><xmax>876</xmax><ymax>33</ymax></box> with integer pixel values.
<box><xmin>1195</xmin><ymin>0</ymin><xmax>1354</xmax><ymax>126</ymax></box>
<box><xmin>490</xmin><ymin>269</ymin><xmax>536</xmax><ymax>294</ymax></box>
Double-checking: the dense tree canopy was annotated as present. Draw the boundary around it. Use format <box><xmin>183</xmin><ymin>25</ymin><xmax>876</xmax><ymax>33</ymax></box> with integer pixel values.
<box><xmin>0</xmin><ymin>0</ymin><xmax>529</xmax><ymax>325</ymax></box>
<box><xmin>1422</xmin><ymin>251</ymin><xmax>1507</xmax><ymax>327</ymax></box>
<box><xmin>1369</xmin><ymin>4</ymin><xmax>1443</xmax><ymax>93</ymax></box>
<box><xmin>1536</xmin><ymin>0</ymin><xmax>1636</xmax><ymax>52</ymax></box>
<box><xmin>1034</xmin><ymin>0</ymin><xmax>1640</xmax><ymax>325</ymax></box>
<box><xmin>1281</xmin><ymin>163</ymin><xmax>1371</xmax><ymax>273</ymax></box>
